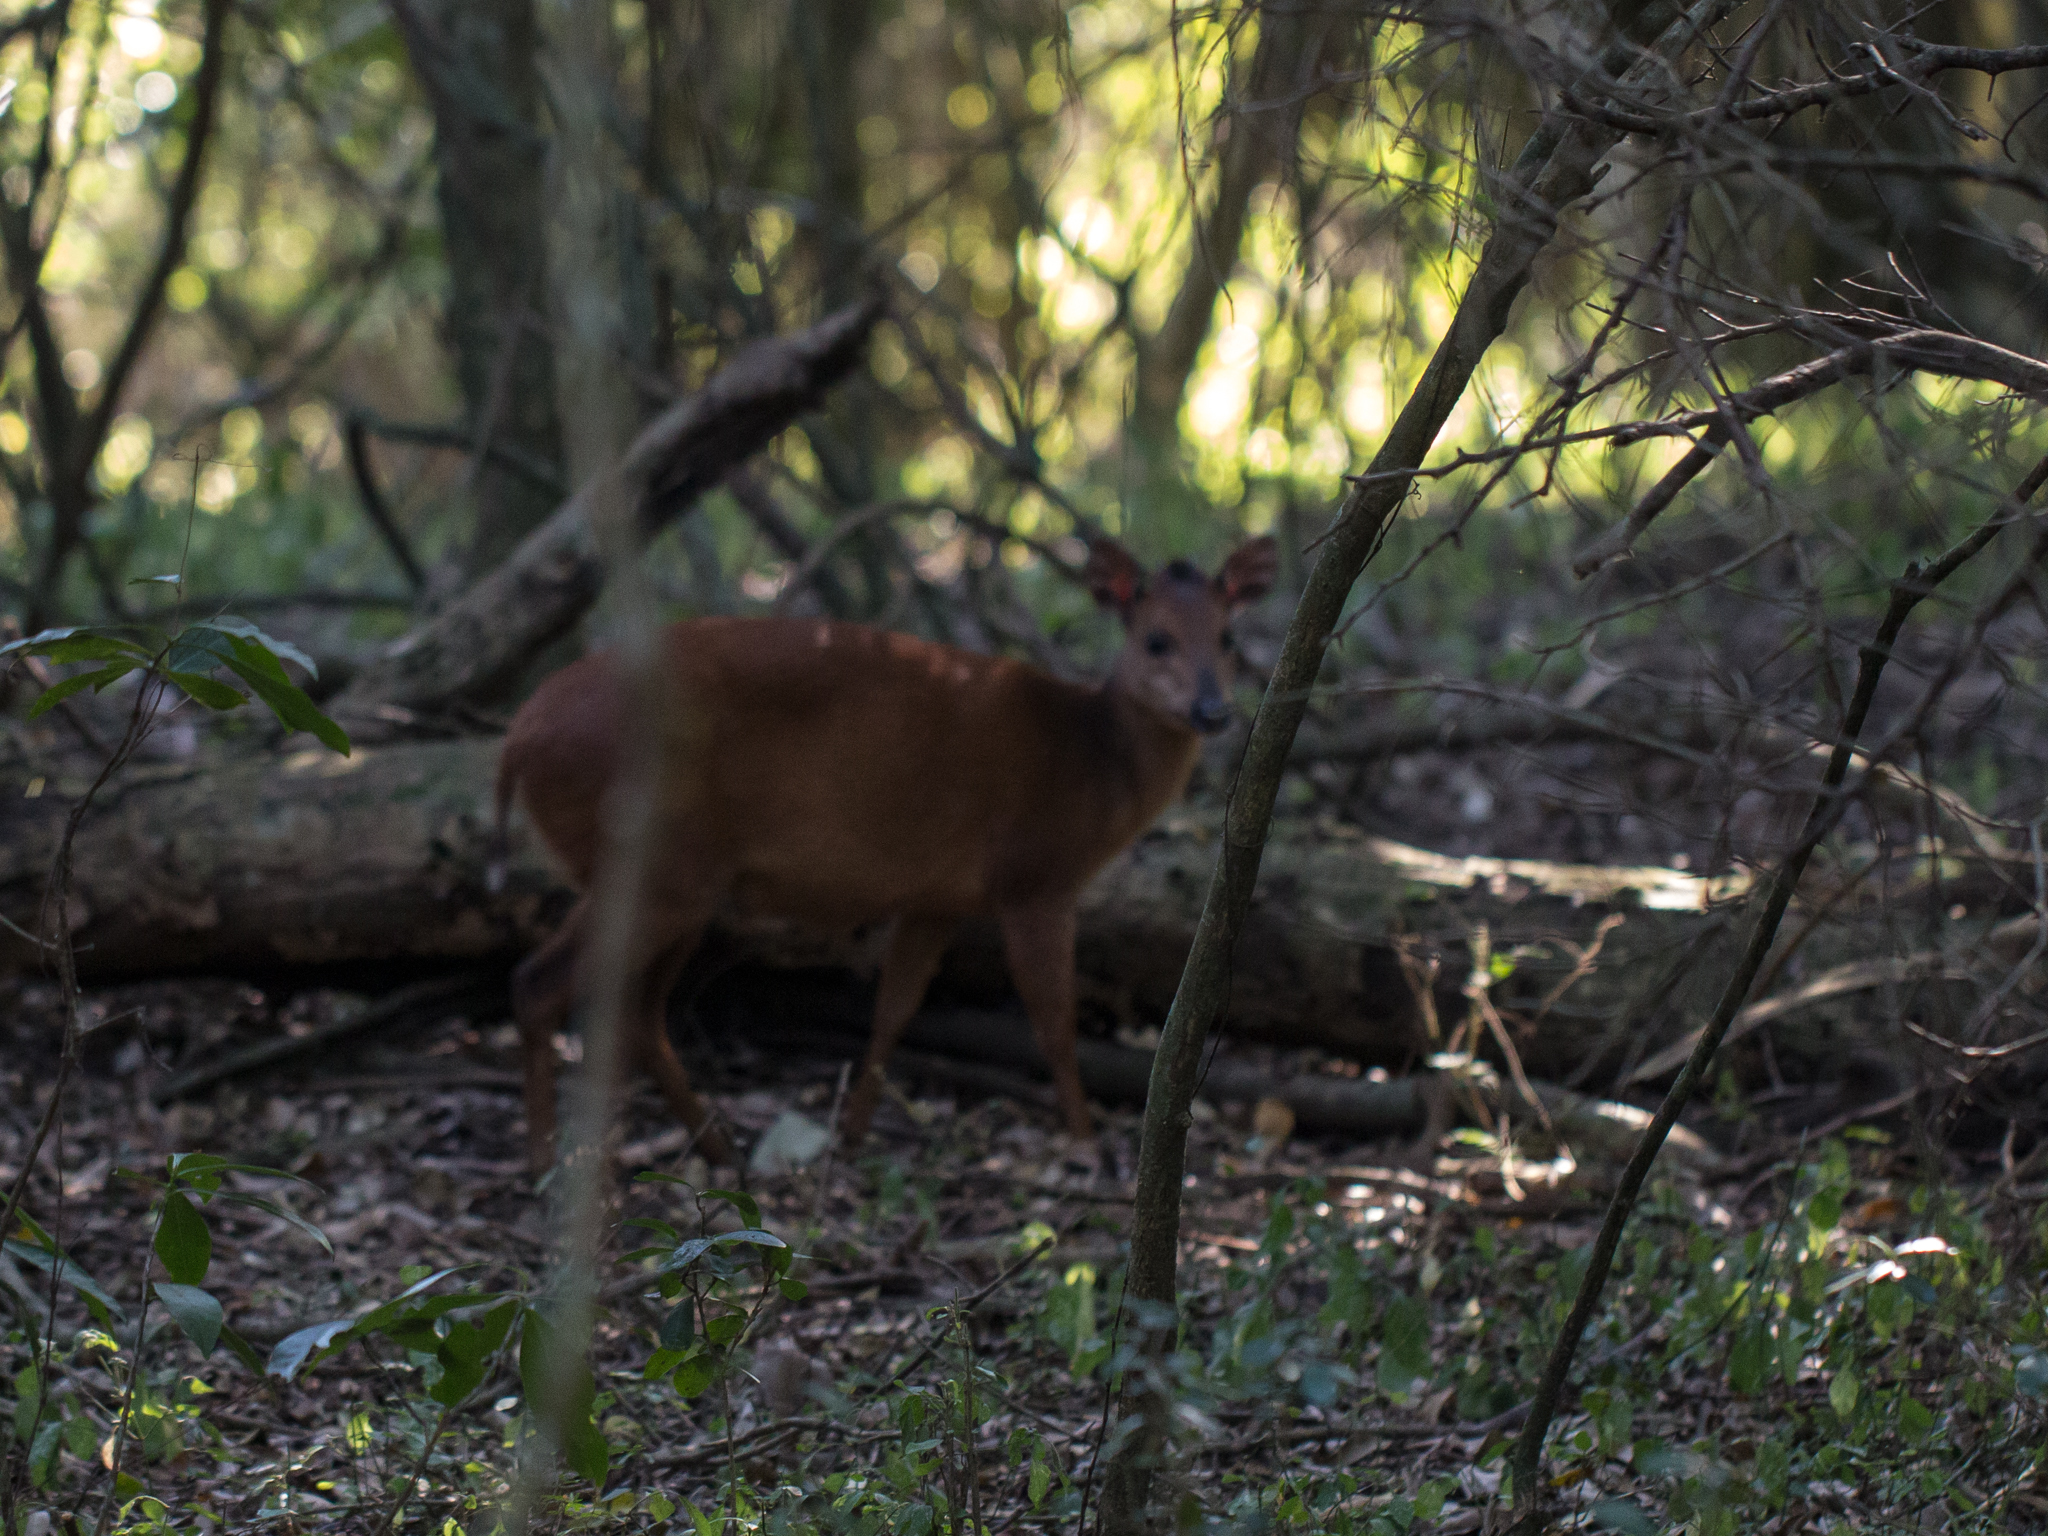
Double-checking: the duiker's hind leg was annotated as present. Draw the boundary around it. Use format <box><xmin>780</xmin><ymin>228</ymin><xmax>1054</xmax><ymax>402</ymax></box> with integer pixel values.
<box><xmin>629</xmin><ymin>923</ymin><xmax>736</xmax><ymax>1164</ymax></box>
<box><xmin>840</xmin><ymin>916</ymin><xmax>955</xmax><ymax>1145</ymax></box>
<box><xmin>513</xmin><ymin>899</ymin><xmax>586</xmax><ymax>1175</ymax></box>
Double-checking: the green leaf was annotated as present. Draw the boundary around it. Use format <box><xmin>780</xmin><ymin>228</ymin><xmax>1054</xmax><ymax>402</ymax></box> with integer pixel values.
<box><xmin>154</xmin><ymin>1282</ymin><xmax>224</xmax><ymax>1355</ymax></box>
<box><xmin>702</xmin><ymin>1188</ymin><xmax>762</xmax><ymax>1228</ymax></box>
<box><xmin>154</xmin><ymin>1191</ymin><xmax>212</xmax><ymax>1285</ymax></box>
<box><xmin>519</xmin><ymin>1311</ymin><xmax>608</xmax><ymax>1485</ymax></box>
<box><xmin>1828</xmin><ymin>1369</ymin><xmax>1860</xmax><ymax>1417</ymax></box>
<box><xmin>3</xmin><ymin>1238</ymin><xmax>126</xmax><ymax>1323</ymax></box>
<box><xmin>641</xmin><ymin>1347</ymin><xmax>686</xmax><ymax>1381</ymax></box>
<box><xmin>778</xmin><ymin>1277</ymin><xmax>809</xmax><ymax>1302</ymax></box>
<box><xmin>266</xmin><ymin>1319</ymin><xmax>354</xmax><ymax>1380</ymax></box>
<box><xmin>207</xmin><ymin>616</ymin><xmax>320</xmax><ymax>679</ymax></box>
<box><xmin>2016</xmin><ymin>1350</ymin><xmax>2048</xmax><ymax>1399</ymax></box>
<box><xmin>1377</xmin><ymin>1294</ymin><xmax>1431</xmax><ymax>1394</ymax></box>
<box><xmin>622</xmin><ymin>1216</ymin><xmax>680</xmax><ymax>1242</ymax></box>
<box><xmin>562</xmin><ymin>1406</ymin><xmax>610</xmax><ymax>1486</ymax></box>
<box><xmin>671</xmin><ymin>1353</ymin><xmax>715</xmax><ymax>1399</ymax></box>
<box><xmin>705</xmin><ymin>1311</ymin><xmax>746</xmax><ymax>1347</ymax></box>
<box><xmin>162</xmin><ymin>669</ymin><xmax>246</xmax><ymax>710</ymax></box>
<box><xmin>430</xmin><ymin>1299</ymin><xmax>520</xmax><ymax>1407</ymax></box>
<box><xmin>660</xmin><ymin>1237</ymin><xmax>720</xmax><ymax>1272</ymax></box>
<box><xmin>162</xmin><ymin>623</ymin><xmax>237</xmax><ymax>676</ymax></box>
<box><xmin>166</xmin><ymin>1150</ymin><xmax>233</xmax><ymax>1182</ymax></box>
<box><xmin>27</xmin><ymin>663</ymin><xmax>133</xmax><ymax>716</ymax></box>
<box><xmin>210</xmin><ymin>1190</ymin><xmax>334</xmax><ymax>1255</ymax></box>
<box><xmin>129</xmin><ymin>574</ymin><xmax>184</xmax><ymax>586</ymax></box>
<box><xmin>1897</xmin><ymin>1394</ymin><xmax>1934</xmax><ymax>1438</ymax></box>
<box><xmin>659</xmin><ymin>1227</ymin><xmax>785</xmax><ymax>1274</ymax></box>
<box><xmin>13</xmin><ymin>1364</ymin><xmax>42</xmax><ymax>1442</ymax></box>
<box><xmin>221</xmin><ymin>648</ymin><xmax>350</xmax><ymax>754</ymax></box>
<box><xmin>1590</xmin><ymin>1499</ymin><xmax>1660</xmax><ymax>1535</ymax></box>
<box><xmin>1727</xmin><ymin>1317</ymin><xmax>1771</xmax><ymax>1396</ymax></box>
<box><xmin>0</xmin><ymin>628</ymin><xmax>153</xmax><ymax>664</ymax></box>
<box><xmin>217</xmin><ymin>1325</ymin><xmax>266</xmax><ymax>1374</ymax></box>
<box><xmin>27</xmin><ymin>1417</ymin><xmax>60</xmax><ymax>1488</ymax></box>
<box><xmin>659</xmin><ymin>1303</ymin><xmax>696</xmax><ymax>1351</ymax></box>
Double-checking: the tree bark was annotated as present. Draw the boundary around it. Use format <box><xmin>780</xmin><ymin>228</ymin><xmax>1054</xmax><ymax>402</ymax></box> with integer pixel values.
<box><xmin>392</xmin><ymin>0</ymin><xmax>569</xmax><ymax>577</ymax></box>
<box><xmin>0</xmin><ymin>735</ymin><xmax>1718</xmax><ymax>1071</ymax></box>
<box><xmin>1123</xmin><ymin>1</ymin><xmax>1328</xmax><ymax>541</ymax></box>
<box><xmin>8</xmin><ymin>0</ymin><xmax>231</xmax><ymax>629</ymax></box>
<box><xmin>1129</xmin><ymin>3</ymin><xmax>1324</xmax><ymax>451</ymax></box>
<box><xmin>1098</xmin><ymin>0</ymin><xmax>1698</xmax><ymax>1525</ymax></box>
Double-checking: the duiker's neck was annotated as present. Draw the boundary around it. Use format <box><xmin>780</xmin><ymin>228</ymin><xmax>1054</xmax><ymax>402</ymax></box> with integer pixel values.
<box><xmin>1093</xmin><ymin>676</ymin><xmax>1203</xmax><ymax>823</ymax></box>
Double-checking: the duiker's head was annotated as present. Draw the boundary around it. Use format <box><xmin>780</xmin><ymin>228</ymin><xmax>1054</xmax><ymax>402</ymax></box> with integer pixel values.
<box><xmin>1088</xmin><ymin>536</ymin><xmax>1278</xmax><ymax>734</ymax></box>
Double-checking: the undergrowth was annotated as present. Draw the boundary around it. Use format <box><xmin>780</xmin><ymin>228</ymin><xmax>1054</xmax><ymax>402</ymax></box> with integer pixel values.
<box><xmin>4</xmin><ymin>1129</ymin><xmax>2044</xmax><ymax>1535</ymax></box>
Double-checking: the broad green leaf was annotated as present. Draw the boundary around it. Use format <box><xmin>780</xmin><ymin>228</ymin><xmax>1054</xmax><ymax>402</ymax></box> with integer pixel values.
<box><xmin>210</xmin><ymin>1190</ymin><xmax>334</xmax><ymax>1254</ymax></box>
<box><xmin>659</xmin><ymin>1237</ymin><xmax>716</xmax><ymax>1272</ymax></box>
<box><xmin>217</xmin><ymin>1324</ymin><xmax>265</xmax><ymax>1374</ymax></box>
<box><xmin>154</xmin><ymin>1282</ymin><xmax>223</xmax><ymax>1355</ymax></box>
<box><xmin>1897</xmin><ymin>1394</ymin><xmax>1934</xmax><ymax>1438</ymax></box>
<box><xmin>659</xmin><ymin>1303</ymin><xmax>695</xmax><ymax>1351</ymax></box>
<box><xmin>27</xmin><ymin>663</ymin><xmax>134</xmax><ymax>717</ymax></box>
<box><xmin>1590</xmin><ymin>1499</ymin><xmax>1659</xmax><ymax>1535</ymax></box>
<box><xmin>519</xmin><ymin>1311</ymin><xmax>608</xmax><ymax>1484</ymax></box>
<box><xmin>163</xmin><ymin>670</ymin><xmax>245</xmax><ymax>710</ymax></box>
<box><xmin>0</xmin><ymin>628</ymin><xmax>153</xmax><ymax>664</ymax></box>
<box><xmin>671</xmin><ymin>1352</ymin><xmax>715</xmax><ymax>1399</ymax></box>
<box><xmin>717</xmin><ymin>1227</ymin><xmax>786</xmax><ymax>1249</ymax></box>
<box><xmin>561</xmin><ymin>1406</ymin><xmax>610</xmax><ymax>1486</ymax></box>
<box><xmin>660</xmin><ymin>1227</ymin><xmax>784</xmax><ymax>1274</ymax></box>
<box><xmin>641</xmin><ymin>1347</ymin><xmax>686</xmax><ymax>1381</ymax></box>
<box><xmin>1828</xmin><ymin>1369</ymin><xmax>1860</xmax><ymax>1416</ymax></box>
<box><xmin>702</xmin><ymin>1188</ymin><xmax>762</xmax><ymax>1228</ymax></box>
<box><xmin>2016</xmin><ymin>1349</ymin><xmax>2048</xmax><ymax>1399</ymax></box>
<box><xmin>166</xmin><ymin>1151</ymin><xmax>233</xmax><ymax>1185</ymax></box>
<box><xmin>208</xmin><ymin>616</ymin><xmax>320</xmax><ymax>679</ymax></box>
<box><xmin>154</xmin><ymin>1191</ymin><xmax>212</xmax><ymax>1285</ymax></box>
<box><xmin>221</xmin><ymin>650</ymin><xmax>350</xmax><ymax>754</ymax></box>
<box><xmin>1727</xmin><ymin>1317</ymin><xmax>1771</xmax><ymax>1396</ymax></box>
<box><xmin>13</xmin><ymin>1363</ymin><xmax>42</xmax><ymax>1441</ymax></box>
<box><xmin>27</xmin><ymin>1417</ymin><xmax>59</xmax><ymax>1488</ymax></box>
<box><xmin>162</xmin><ymin>624</ymin><xmax>237</xmax><ymax>676</ymax></box>
<box><xmin>1028</xmin><ymin>1447</ymin><xmax>1051</xmax><ymax>1508</ymax></box>
<box><xmin>267</xmin><ymin>1318</ymin><xmax>354</xmax><ymax>1380</ymax></box>
<box><xmin>3</xmin><ymin>1238</ymin><xmax>127</xmax><ymax>1323</ymax></box>
<box><xmin>1377</xmin><ymin>1294</ymin><xmax>1431</xmax><ymax>1393</ymax></box>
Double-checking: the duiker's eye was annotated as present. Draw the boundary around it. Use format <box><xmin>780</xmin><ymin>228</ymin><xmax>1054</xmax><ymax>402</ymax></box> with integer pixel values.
<box><xmin>1145</xmin><ymin>632</ymin><xmax>1174</xmax><ymax>657</ymax></box>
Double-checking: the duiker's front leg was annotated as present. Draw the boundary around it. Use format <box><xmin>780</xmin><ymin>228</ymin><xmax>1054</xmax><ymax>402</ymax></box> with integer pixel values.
<box><xmin>998</xmin><ymin>901</ymin><xmax>1091</xmax><ymax>1139</ymax></box>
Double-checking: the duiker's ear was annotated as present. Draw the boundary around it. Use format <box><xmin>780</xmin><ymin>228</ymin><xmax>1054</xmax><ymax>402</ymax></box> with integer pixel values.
<box><xmin>1086</xmin><ymin>538</ymin><xmax>1147</xmax><ymax>612</ymax></box>
<box><xmin>1215</xmin><ymin>536</ymin><xmax>1278</xmax><ymax>608</ymax></box>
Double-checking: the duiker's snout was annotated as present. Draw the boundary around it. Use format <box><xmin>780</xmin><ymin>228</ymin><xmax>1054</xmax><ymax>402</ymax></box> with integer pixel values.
<box><xmin>1190</xmin><ymin>670</ymin><xmax>1233</xmax><ymax>734</ymax></box>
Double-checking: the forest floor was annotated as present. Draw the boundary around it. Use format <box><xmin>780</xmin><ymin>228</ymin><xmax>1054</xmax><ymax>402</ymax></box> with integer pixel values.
<box><xmin>2</xmin><ymin>956</ymin><xmax>2044</xmax><ymax>1535</ymax></box>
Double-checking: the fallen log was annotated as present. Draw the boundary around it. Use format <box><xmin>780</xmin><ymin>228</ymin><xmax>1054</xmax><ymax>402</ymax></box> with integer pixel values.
<box><xmin>0</xmin><ymin>736</ymin><xmax>1729</xmax><ymax>1074</ymax></box>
